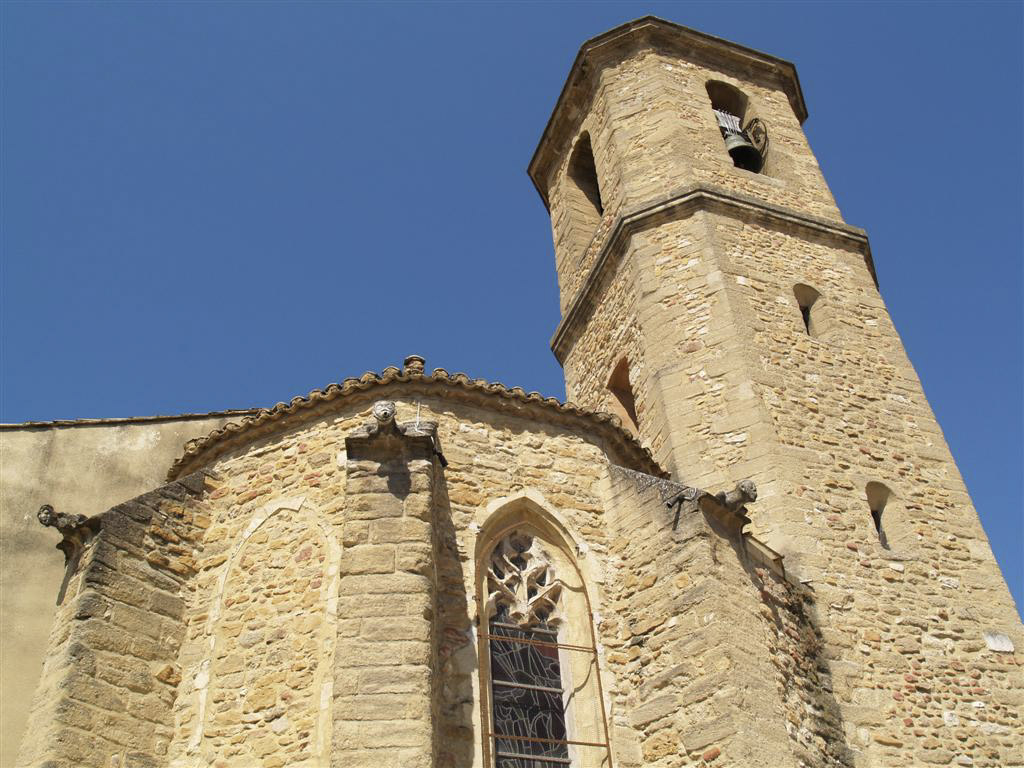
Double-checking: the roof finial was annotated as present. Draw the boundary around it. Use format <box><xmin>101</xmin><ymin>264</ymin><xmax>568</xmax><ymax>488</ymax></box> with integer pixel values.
<box><xmin>403</xmin><ymin>355</ymin><xmax>425</xmax><ymax>375</ymax></box>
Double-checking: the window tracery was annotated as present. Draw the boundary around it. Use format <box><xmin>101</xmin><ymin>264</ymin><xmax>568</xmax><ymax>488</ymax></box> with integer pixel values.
<box><xmin>484</xmin><ymin>532</ymin><xmax>571</xmax><ymax>767</ymax></box>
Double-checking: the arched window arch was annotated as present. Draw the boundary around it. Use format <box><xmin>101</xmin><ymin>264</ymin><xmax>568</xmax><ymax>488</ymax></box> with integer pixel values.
<box><xmin>566</xmin><ymin>132</ymin><xmax>603</xmax><ymax>221</ymax></box>
<box><xmin>706</xmin><ymin>80</ymin><xmax>765</xmax><ymax>173</ymax></box>
<box><xmin>561</xmin><ymin>132</ymin><xmax>604</xmax><ymax>266</ymax></box>
<box><xmin>866</xmin><ymin>481</ymin><xmax>892</xmax><ymax>549</ymax></box>
<box><xmin>607</xmin><ymin>357</ymin><xmax>639</xmax><ymax>435</ymax></box>
<box><xmin>475</xmin><ymin>502</ymin><xmax>611</xmax><ymax>768</ymax></box>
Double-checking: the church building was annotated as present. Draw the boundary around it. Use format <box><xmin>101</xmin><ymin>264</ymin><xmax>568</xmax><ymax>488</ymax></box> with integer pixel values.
<box><xmin>6</xmin><ymin>16</ymin><xmax>1022</xmax><ymax>768</ymax></box>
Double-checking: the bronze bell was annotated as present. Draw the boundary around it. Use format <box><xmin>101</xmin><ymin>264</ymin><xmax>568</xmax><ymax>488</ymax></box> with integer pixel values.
<box><xmin>724</xmin><ymin>132</ymin><xmax>764</xmax><ymax>173</ymax></box>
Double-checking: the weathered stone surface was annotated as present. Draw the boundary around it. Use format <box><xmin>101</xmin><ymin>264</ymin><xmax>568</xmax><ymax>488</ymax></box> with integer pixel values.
<box><xmin>12</xmin><ymin>17</ymin><xmax>1024</xmax><ymax>768</ymax></box>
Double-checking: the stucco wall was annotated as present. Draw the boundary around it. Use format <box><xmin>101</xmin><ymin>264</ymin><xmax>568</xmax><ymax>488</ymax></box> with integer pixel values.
<box><xmin>0</xmin><ymin>413</ymin><xmax>250</xmax><ymax>767</ymax></box>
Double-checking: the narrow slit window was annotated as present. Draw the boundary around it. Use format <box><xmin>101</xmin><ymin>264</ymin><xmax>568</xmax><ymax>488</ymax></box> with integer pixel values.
<box><xmin>866</xmin><ymin>482</ymin><xmax>891</xmax><ymax>549</ymax></box>
<box><xmin>607</xmin><ymin>358</ymin><xmax>639</xmax><ymax>434</ymax></box>
<box><xmin>793</xmin><ymin>283</ymin><xmax>822</xmax><ymax>337</ymax></box>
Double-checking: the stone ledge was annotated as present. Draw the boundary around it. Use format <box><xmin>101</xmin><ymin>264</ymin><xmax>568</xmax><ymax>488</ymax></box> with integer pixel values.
<box><xmin>550</xmin><ymin>182</ymin><xmax>876</xmax><ymax>363</ymax></box>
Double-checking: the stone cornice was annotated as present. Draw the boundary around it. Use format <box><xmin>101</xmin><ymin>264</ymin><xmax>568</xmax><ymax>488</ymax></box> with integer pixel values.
<box><xmin>528</xmin><ymin>16</ymin><xmax>808</xmax><ymax>208</ymax></box>
<box><xmin>168</xmin><ymin>366</ymin><xmax>667</xmax><ymax>481</ymax></box>
<box><xmin>550</xmin><ymin>184</ymin><xmax>876</xmax><ymax>364</ymax></box>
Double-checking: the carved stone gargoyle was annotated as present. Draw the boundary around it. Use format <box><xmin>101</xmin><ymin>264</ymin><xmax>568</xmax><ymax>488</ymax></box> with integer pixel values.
<box><xmin>715</xmin><ymin>479</ymin><xmax>757</xmax><ymax>515</ymax></box>
<box><xmin>360</xmin><ymin>400</ymin><xmax>402</xmax><ymax>437</ymax></box>
<box><xmin>37</xmin><ymin>504</ymin><xmax>88</xmax><ymax>564</ymax></box>
<box><xmin>664</xmin><ymin>479</ymin><xmax>758</xmax><ymax>536</ymax></box>
<box><xmin>706</xmin><ymin>479</ymin><xmax>758</xmax><ymax>535</ymax></box>
<box><xmin>37</xmin><ymin>504</ymin><xmax>94</xmax><ymax>604</ymax></box>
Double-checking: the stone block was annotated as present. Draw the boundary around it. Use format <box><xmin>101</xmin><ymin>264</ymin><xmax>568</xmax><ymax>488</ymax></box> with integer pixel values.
<box><xmin>370</xmin><ymin>517</ymin><xmax>431</xmax><ymax>544</ymax></box>
<box><xmin>343</xmin><ymin>545</ymin><xmax>396</xmax><ymax>575</ymax></box>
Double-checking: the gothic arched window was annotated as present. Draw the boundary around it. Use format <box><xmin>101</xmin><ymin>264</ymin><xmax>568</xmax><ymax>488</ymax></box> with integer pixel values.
<box><xmin>485</xmin><ymin>533</ymin><xmax>568</xmax><ymax>766</ymax></box>
<box><xmin>478</xmin><ymin>525</ymin><xmax>611</xmax><ymax>768</ymax></box>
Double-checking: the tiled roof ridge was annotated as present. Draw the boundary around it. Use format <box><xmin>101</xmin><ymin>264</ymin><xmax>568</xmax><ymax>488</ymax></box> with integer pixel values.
<box><xmin>167</xmin><ymin>366</ymin><xmax>666</xmax><ymax>481</ymax></box>
<box><xmin>0</xmin><ymin>408</ymin><xmax>261</xmax><ymax>430</ymax></box>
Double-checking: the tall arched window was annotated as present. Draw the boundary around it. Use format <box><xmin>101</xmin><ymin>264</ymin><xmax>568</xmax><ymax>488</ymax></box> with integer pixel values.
<box><xmin>566</xmin><ymin>132</ymin><xmax>603</xmax><ymax>221</ymax></box>
<box><xmin>477</xmin><ymin>515</ymin><xmax>611</xmax><ymax>768</ymax></box>
<box><xmin>485</xmin><ymin>533</ymin><xmax>569</xmax><ymax>766</ymax></box>
<box><xmin>607</xmin><ymin>357</ymin><xmax>639</xmax><ymax>435</ymax></box>
<box><xmin>562</xmin><ymin>132</ymin><xmax>604</xmax><ymax>265</ymax></box>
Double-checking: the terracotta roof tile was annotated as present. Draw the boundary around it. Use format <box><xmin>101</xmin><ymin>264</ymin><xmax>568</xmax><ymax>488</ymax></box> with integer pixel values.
<box><xmin>168</xmin><ymin>367</ymin><xmax>666</xmax><ymax>481</ymax></box>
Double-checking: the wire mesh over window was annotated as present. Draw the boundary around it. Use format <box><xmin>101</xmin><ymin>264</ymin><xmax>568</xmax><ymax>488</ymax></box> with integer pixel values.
<box><xmin>480</xmin><ymin>529</ymin><xmax>612</xmax><ymax>768</ymax></box>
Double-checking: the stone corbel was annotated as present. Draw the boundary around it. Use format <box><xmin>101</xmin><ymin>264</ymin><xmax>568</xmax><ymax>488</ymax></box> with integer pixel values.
<box><xmin>345</xmin><ymin>400</ymin><xmax>446</xmax><ymax>466</ymax></box>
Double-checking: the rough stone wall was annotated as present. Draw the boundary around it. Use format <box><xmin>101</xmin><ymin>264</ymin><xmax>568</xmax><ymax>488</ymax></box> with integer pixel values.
<box><xmin>600</xmin><ymin>464</ymin><xmax>850</xmax><ymax>768</ymax></box>
<box><xmin>333</xmin><ymin>420</ymin><xmax>439</xmax><ymax>768</ymax></box>
<box><xmin>555</xmin><ymin>204</ymin><xmax>1023</xmax><ymax>768</ymax></box>
<box><xmin>15</xmin><ymin>473</ymin><xmax>211</xmax><ymax>768</ymax></box>
<box><xmin>561</xmin><ymin>211</ymin><xmax>759</xmax><ymax>482</ymax></box>
<box><xmin>558</xmin><ymin>240</ymin><xmax>653</xmax><ymax>450</ymax></box>
<box><xmin>156</xmin><ymin>395</ymin><xmax>640</xmax><ymax>767</ymax></box>
<box><xmin>561</xmin><ymin>206</ymin><xmax>1024</xmax><ymax>766</ymax></box>
<box><xmin>393</xmin><ymin>399</ymin><xmax>621</xmax><ymax>768</ymax></box>
<box><xmin>166</xmin><ymin>414</ymin><xmax>362</xmax><ymax>767</ymax></box>
<box><xmin>706</xmin><ymin>213</ymin><xmax>1024</xmax><ymax>766</ymax></box>
<box><xmin>755</xmin><ymin>564</ymin><xmax>853</xmax><ymax>768</ymax></box>
<box><xmin>0</xmin><ymin>413</ymin><xmax>245</xmax><ymax>767</ymax></box>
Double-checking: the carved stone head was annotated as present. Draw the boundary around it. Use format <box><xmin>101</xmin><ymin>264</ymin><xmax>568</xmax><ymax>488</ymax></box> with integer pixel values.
<box><xmin>372</xmin><ymin>400</ymin><xmax>397</xmax><ymax>425</ymax></box>
<box><xmin>37</xmin><ymin>504</ymin><xmax>57</xmax><ymax>528</ymax></box>
<box><xmin>737</xmin><ymin>479</ymin><xmax>758</xmax><ymax>503</ymax></box>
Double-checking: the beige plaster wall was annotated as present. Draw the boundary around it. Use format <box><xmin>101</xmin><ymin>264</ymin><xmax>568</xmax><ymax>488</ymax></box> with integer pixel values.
<box><xmin>0</xmin><ymin>414</ymin><xmax>247</xmax><ymax>767</ymax></box>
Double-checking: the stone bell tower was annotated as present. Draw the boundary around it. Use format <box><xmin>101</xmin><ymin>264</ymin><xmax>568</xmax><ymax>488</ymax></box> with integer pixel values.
<box><xmin>530</xmin><ymin>17</ymin><xmax>1022</xmax><ymax>766</ymax></box>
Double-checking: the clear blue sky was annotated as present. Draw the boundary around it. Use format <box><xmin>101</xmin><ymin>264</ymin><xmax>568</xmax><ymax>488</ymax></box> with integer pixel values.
<box><xmin>2</xmin><ymin>2</ymin><xmax>1021</xmax><ymax>612</ymax></box>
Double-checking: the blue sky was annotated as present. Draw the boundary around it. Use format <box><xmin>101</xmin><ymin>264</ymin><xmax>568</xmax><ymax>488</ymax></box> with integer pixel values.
<box><xmin>2</xmin><ymin>2</ymin><xmax>1021</xmax><ymax>612</ymax></box>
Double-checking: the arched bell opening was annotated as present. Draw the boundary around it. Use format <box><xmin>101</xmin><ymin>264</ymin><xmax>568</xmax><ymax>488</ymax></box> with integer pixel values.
<box><xmin>706</xmin><ymin>80</ymin><xmax>765</xmax><ymax>174</ymax></box>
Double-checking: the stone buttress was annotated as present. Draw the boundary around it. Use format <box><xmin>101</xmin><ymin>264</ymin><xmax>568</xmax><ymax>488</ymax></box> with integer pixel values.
<box><xmin>333</xmin><ymin>401</ymin><xmax>442</xmax><ymax>767</ymax></box>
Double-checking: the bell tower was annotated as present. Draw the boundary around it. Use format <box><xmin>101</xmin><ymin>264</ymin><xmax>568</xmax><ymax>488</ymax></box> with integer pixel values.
<box><xmin>531</xmin><ymin>17</ymin><xmax>1021</xmax><ymax>766</ymax></box>
<box><xmin>530</xmin><ymin>17</ymin><xmax>856</xmax><ymax>490</ymax></box>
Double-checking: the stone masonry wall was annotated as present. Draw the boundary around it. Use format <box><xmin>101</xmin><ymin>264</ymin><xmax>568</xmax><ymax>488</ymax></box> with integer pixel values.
<box><xmin>332</xmin><ymin>420</ymin><xmax>439</xmax><ymax>768</ymax></box>
<box><xmin>0</xmin><ymin>413</ymin><xmax>245</xmax><ymax>768</ymax></box>
<box><xmin>160</xmin><ymin>393</ymin><xmax>651</xmax><ymax>767</ymax></box>
<box><xmin>16</xmin><ymin>473</ymin><xmax>211</xmax><ymax>768</ymax></box>
<box><xmin>559</xmin><ymin>198</ymin><xmax>1024</xmax><ymax>766</ymax></box>
<box><xmin>562</xmin><ymin>211</ymin><xmax>763</xmax><ymax>485</ymax></box>
<box><xmin>600</xmin><ymin>464</ymin><xmax>850</xmax><ymax>768</ymax></box>
<box><xmin>706</xmin><ymin>212</ymin><xmax>1024</xmax><ymax>766</ymax></box>
<box><xmin>544</xmin><ymin>41</ymin><xmax>843</xmax><ymax>315</ymax></box>
<box><xmin>403</xmin><ymin>399</ymin><xmax>622</xmax><ymax>768</ymax></box>
<box><xmin>166</xmin><ymin>411</ymin><xmax>363</xmax><ymax>767</ymax></box>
